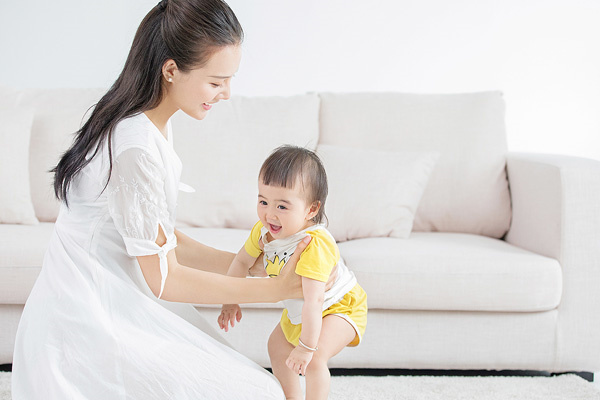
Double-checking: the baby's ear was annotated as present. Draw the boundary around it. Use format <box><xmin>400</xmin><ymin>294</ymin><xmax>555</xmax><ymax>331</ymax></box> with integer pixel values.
<box><xmin>307</xmin><ymin>201</ymin><xmax>321</xmax><ymax>220</ymax></box>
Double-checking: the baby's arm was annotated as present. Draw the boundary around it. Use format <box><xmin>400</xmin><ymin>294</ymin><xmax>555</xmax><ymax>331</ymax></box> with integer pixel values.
<box><xmin>285</xmin><ymin>276</ymin><xmax>326</xmax><ymax>375</ymax></box>
<box><xmin>217</xmin><ymin>247</ymin><xmax>259</xmax><ymax>332</ymax></box>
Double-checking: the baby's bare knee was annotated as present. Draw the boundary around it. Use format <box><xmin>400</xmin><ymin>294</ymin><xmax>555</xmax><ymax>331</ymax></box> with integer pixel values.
<box><xmin>268</xmin><ymin>330</ymin><xmax>289</xmax><ymax>360</ymax></box>
<box><xmin>305</xmin><ymin>354</ymin><xmax>329</xmax><ymax>375</ymax></box>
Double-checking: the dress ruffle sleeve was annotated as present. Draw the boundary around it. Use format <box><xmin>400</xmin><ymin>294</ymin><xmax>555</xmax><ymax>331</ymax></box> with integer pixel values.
<box><xmin>107</xmin><ymin>147</ymin><xmax>176</xmax><ymax>299</ymax></box>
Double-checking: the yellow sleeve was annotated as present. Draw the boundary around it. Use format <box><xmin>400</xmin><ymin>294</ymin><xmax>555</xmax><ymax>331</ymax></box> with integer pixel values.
<box><xmin>295</xmin><ymin>229</ymin><xmax>339</xmax><ymax>282</ymax></box>
<box><xmin>244</xmin><ymin>221</ymin><xmax>264</xmax><ymax>258</ymax></box>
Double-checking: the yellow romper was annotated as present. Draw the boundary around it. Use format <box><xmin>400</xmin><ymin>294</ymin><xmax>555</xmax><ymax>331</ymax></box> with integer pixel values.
<box><xmin>244</xmin><ymin>221</ymin><xmax>367</xmax><ymax>347</ymax></box>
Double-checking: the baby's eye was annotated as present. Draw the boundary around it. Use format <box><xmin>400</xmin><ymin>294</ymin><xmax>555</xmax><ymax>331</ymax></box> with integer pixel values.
<box><xmin>259</xmin><ymin>200</ymin><xmax>267</xmax><ymax>206</ymax></box>
<box><xmin>211</xmin><ymin>83</ymin><xmax>222</xmax><ymax>88</ymax></box>
<box><xmin>277</xmin><ymin>205</ymin><xmax>287</xmax><ymax>210</ymax></box>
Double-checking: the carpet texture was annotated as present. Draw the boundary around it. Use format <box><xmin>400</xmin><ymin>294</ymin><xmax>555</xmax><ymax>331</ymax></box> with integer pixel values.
<box><xmin>2</xmin><ymin>372</ymin><xmax>600</xmax><ymax>399</ymax></box>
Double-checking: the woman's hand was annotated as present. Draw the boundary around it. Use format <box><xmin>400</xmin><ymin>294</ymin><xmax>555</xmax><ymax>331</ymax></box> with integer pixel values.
<box><xmin>248</xmin><ymin>257</ymin><xmax>267</xmax><ymax>277</ymax></box>
<box><xmin>286</xmin><ymin>346</ymin><xmax>314</xmax><ymax>376</ymax></box>
<box><xmin>275</xmin><ymin>236</ymin><xmax>339</xmax><ymax>299</ymax></box>
<box><xmin>275</xmin><ymin>236</ymin><xmax>311</xmax><ymax>299</ymax></box>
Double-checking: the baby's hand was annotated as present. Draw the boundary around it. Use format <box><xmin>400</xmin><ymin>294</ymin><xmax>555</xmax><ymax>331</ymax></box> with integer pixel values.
<box><xmin>218</xmin><ymin>304</ymin><xmax>242</xmax><ymax>332</ymax></box>
<box><xmin>286</xmin><ymin>346</ymin><xmax>314</xmax><ymax>376</ymax></box>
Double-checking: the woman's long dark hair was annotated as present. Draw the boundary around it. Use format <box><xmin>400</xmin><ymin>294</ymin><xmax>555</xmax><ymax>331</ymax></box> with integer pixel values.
<box><xmin>52</xmin><ymin>0</ymin><xmax>243</xmax><ymax>206</ymax></box>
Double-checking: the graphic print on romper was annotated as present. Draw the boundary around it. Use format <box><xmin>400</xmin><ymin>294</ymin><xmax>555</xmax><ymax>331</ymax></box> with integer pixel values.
<box><xmin>266</xmin><ymin>253</ymin><xmax>288</xmax><ymax>277</ymax></box>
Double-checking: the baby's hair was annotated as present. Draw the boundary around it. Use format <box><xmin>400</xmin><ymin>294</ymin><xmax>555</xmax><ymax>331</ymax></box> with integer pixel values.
<box><xmin>259</xmin><ymin>145</ymin><xmax>328</xmax><ymax>225</ymax></box>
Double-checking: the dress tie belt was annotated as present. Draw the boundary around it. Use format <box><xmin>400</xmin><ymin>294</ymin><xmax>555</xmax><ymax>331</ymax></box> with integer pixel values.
<box><xmin>157</xmin><ymin>239</ymin><xmax>177</xmax><ymax>299</ymax></box>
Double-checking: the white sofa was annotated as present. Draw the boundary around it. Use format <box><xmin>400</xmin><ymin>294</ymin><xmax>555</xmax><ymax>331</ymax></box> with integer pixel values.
<box><xmin>1</xmin><ymin>88</ymin><xmax>600</xmax><ymax>375</ymax></box>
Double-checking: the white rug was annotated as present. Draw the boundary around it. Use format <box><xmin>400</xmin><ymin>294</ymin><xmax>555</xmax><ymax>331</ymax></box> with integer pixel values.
<box><xmin>2</xmin><ymin>372</ymin><xmax>600</xmax><ymax>399</ymax></box>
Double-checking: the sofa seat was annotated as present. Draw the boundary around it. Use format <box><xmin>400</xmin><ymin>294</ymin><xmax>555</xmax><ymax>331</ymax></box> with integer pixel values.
<box><xmin>0</xmin><ymin>223</ymin><xmax>55</xmax><ymax>304</ymax></box>
<box><xmin>0</xmin><ymin>225</ymin><xmax>562</xmax><ymax>315</ymax></box>
<box><xmin>340</xmin><ymin>233</ymin><xmax>562</xmax><ymax>312</ymax></box>
<box><xmin>180</xmin><ymin>228</ymin><xmax>563</xmax><ymax>313</ymax></box>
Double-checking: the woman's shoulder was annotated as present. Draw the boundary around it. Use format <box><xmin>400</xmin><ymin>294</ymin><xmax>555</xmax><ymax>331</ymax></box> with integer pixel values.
<box><xmin>112</xmin><ymin>113</ymin><xmax>161</xmax><ymax>158</ymax></box>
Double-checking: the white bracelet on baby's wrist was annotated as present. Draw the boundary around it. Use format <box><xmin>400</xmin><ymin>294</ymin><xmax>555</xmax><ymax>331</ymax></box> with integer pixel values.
<box><xmin>298</xmin><ymin>339</ymin><xmax>318</xmax><ymax>352</ymax></box>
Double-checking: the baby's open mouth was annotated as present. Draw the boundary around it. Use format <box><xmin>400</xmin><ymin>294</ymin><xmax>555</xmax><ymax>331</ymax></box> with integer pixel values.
<box><xmin>269</xmin><ymin>224</ymin><xmax>282</xmax><ymax>234</ymax></box>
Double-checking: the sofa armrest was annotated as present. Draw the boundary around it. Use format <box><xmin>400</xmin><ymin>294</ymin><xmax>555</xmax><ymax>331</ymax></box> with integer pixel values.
<box><xmin>505</xmin><ymin>152</ymin><xmax>600</xmax><ymax>258</ymax></box>
<box><xmin>505</xmin><ymin>152</ymin><xmax>600</xmax><ymax>370</ymax></box>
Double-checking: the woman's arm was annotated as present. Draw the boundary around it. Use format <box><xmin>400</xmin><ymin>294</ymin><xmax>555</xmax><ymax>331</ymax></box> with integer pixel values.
<box><xmin>173</xmin><ymin>229</ymin><xmax>234</xmax><ymax>275</ymax></box>
<box><xmin>137</xmin><ymin>226</ymin><xmax>308</xmax><ymax>304</ymax></box>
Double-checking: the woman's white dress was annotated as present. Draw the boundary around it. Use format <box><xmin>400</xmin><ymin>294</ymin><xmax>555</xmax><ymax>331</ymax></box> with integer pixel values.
<box><xmin>11</xmin><ymin>113</ymin><xmax>284</xmax><ymax>399</ymax></box>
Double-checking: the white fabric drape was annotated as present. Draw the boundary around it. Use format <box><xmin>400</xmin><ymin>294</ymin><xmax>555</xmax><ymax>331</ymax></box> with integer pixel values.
<box><xmin>11</xmin><ymin>113</ymin><xmax>284</xmax><ymax>399</ymax></box>
<box><xmin>107</xmin><ymin>148</ymin><xmax>176</xmax><ymax>298</ymax></box>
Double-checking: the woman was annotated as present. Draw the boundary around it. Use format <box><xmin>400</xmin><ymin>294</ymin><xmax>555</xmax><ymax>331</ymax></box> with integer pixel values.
<box><xmin>11</xmin><ymin>0</ymin><xmax>309</xmax><ymax>398</ymax></box>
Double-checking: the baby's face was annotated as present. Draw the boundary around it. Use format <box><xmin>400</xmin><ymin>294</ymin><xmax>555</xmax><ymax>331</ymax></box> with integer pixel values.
<box><xmin>257</xmin><ymin>180</ymin><xmax>316</xmax><ymax>240</ymax></box>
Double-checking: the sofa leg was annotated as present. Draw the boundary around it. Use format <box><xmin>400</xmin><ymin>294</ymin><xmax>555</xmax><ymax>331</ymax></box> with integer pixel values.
<box><xmin>550</xmin><ymin>371</ymin><xmax>594</xmax><ymax>382</ymax></box>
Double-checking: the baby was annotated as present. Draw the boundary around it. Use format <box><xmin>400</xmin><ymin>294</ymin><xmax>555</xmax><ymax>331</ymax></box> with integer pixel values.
<box><xmin>218</xmin><ymin>145</ymin><xmax>367</xmax><ymax>400</ymax></box>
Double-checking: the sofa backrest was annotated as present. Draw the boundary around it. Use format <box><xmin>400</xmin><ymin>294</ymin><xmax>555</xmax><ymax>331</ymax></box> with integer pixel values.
<box><xmin>10</xmin><ymin>88</ymin><xmax>511</xmax><ymax>239</ymax></box>
<box><xmin>318</xmin><ymin>92</ymin><xmax>512</xmax><ymax>238</ymax></box>
<box><xmin>172</xmin><ymin>94</ymin><xmax>321</xmax><ymax>230</ymax></box>
<box><xmin>18</xmin><ymin>88</ymin><xmax>106</xmax><ymax>222</ymax></box>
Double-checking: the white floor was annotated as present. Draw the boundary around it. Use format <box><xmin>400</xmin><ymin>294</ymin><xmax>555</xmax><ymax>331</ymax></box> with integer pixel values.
<box><xmin>3</xmin><ymin>371</ymin><xmax>599</xmax><ymax>400</ymax></box>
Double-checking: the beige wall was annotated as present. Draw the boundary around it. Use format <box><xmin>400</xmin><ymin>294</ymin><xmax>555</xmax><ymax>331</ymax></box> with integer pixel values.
<box><xmin>0</xmin><ymin>0</ymin><xmax>598</xmax><ymax>161</ymax></box>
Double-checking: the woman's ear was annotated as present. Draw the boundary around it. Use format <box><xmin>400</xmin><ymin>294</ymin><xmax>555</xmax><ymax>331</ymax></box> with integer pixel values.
<box><xmin>306</xmin><ymin>201</ymin><xmax>321</xmax><ymax>221</ymax></box>
<box><xmin>162</xmin><ymin>59</ymin><xmax>179</xmax><ymax>83</ymax></box>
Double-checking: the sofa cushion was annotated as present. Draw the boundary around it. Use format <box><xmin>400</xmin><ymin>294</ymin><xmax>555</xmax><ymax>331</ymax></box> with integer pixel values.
<box><xmin>17</xmin><ymin>88</ymin><xmax>106</xmax><ymax>222</ymax></box>
<box><xmin>172</xmin><ymin>94</ymin><xmax>320</xmax><ymax>230</ymax></box>
<box><xmin>318</xmin><ymin>92</ymin><xmax>512</xmax><ymax>239</ymax></box>
<box><xmin>317</xmin><ymin>144</ymin><xmax>438</xmax><ymax>241</ymax></box>
<box><xmin>0</xmin><ymin>105</ymin><xmax>38</xmax><ymax>224</ymax></box>
<box><xmin>339</xmin><ymin>232</ymin><xmax>562</xmax><ymax>312</ymax></box>
<box><xmin>2</xmin><ymin>225</ymin><xmax>560</xmax><ymax>313</ymax></box>
<box><xmin>179</xmin><ymin>228</ymin><xmax>562</xmax><ymax>312</ymax></box>
<box><xmin>0</xmin><ymin>223</ymin><xmax>55</xmax><ymax>304</ymax></box>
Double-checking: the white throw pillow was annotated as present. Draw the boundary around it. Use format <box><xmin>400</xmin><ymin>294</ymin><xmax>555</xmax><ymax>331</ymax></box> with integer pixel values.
<box><xmin>0</xmin><ymin>107</ymin><xmax>39</xmax><ymax>225</ymax></box>
<box><xmin>318</xmin><ymin>92</ymin><xmax>511</xmax><ymax>239</ymax></box>
<box><xmin>173</xmin><ymin>94</ymin><xmax>321</xmax><ymax>230</ymax></box>
<box><xmin>18</xmin><ymin>88</ymin><xmax>106</xmax><ymax>222</ymax></box>
<box><xmin>317</xmin><ymin>144</ymin><xmax>438</xmax><ymax>241</ymax></box>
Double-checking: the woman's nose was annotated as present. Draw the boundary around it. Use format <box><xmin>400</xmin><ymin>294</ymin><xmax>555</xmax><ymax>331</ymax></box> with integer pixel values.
<box><xmin>219</xmin><ymin>82</ymin><xmax>231</xmax><ymax>101</ymax></box>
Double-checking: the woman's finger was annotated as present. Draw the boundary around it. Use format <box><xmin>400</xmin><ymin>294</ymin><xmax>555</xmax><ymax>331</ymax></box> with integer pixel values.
<box><xmin>277</xmin><ymin>236</ymin><xmax>312</xmax><ymax>299</ymax></box>
<box><xmin>325</xmin><ymin>264</ymin><xmax>338</xmax><ymax>291</ymax></box>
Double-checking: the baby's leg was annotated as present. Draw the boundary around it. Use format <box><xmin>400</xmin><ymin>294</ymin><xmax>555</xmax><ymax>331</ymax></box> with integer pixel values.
<box><xmin>304</xmin><ymin>315</ymin><xmax>356</xmax><ymax>400</ymax></box>
<box><xmin>268</xmin><ymin>324</ymin><xmax>301</xmax><ymax>400</ymax></box>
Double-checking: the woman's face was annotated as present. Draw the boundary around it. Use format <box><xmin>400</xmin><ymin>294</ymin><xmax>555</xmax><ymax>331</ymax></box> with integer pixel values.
<box><xmin>168</xmin><ymin>45</ymin><xmax>242</xmax><ymax>120</ymax></box>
